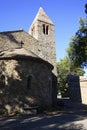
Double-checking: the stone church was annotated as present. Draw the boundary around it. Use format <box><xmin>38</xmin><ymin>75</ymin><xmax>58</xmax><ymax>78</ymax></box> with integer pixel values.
<box><xmin>0</xmin><ymin>7</ymin><xmax>57</xmax><ymax>114</ymax></box>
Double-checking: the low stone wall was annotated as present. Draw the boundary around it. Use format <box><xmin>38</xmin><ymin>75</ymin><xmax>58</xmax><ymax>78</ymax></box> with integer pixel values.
<box><xmin>68</xmin><ymin>75</ymin><xmax>87</xmax><ymax>104</ymax></box>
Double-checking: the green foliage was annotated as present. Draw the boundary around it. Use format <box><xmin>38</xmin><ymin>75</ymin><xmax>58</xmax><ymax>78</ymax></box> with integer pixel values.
<box><xmin>67</xmin><ymin>17</ymin><xmax>87</xmax><ymax>67</ymax></box>
<box><xmin>57</xmin><ymin>5</ymin><xmax>87</xmax><ymax>94</ymax></box>
<box><xmin>57</xmin><ymin>56</ymin><xmax>84</xmax><ymax>93</ymax></box>
<box><xmin>57</xmin><ymin>57</ymin><xmax>69</xmax><ymax>93</ymax></box>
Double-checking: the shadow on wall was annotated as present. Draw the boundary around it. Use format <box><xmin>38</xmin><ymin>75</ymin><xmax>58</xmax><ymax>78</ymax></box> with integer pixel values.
<box><xmin>0</xmin><ymin>58</ymin><xmax>54</xmax><ymax>116</ymax></box>
<box><xmin>67</xmin><ymin>75</ymin><xmax>82</xmax><ymax>102</ymax></box>
<box><xmin>51</xmin><ymin>73</ymin><xmax>57</xmax><ymax>107</ymax></box>
<box><xmin>0</xmin><ymin>60</ymin><xmax>38</xmax><ymax>116</ymax></box>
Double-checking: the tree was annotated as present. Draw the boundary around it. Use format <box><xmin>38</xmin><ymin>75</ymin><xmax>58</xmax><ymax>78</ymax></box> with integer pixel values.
<box><xmin>57</xmin><ymin>4</ymin><xmax>86</xmax><ymax>94</ymax></box>
<box><xmin>67</xmin><ymin>4</ymin><xmax>87</xmax><ymax>68</ymax></box>
<box><xmin>57</xmin><ymin>56</ymin><xmax>84</xmax><ymax>94</ymax></box>
<box><xmin>57</xmin><ymin>57</ymin><xmax>70</xmax><ymax>94</ymax></box>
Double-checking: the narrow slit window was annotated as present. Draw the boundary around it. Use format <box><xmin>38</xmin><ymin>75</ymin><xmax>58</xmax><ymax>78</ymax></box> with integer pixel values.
<box><xmin>27</xmin><ymin>75</ymin><xmax>32</xmax><ymax>89</ymax></box>
<box><xmin>43</xmin><ymin>24</ymin><xmax>49</xmax><ymax>35</ymax></box>
<box><xmin>46</xmin><ymin>25</ymin><xmax>49</xmax><ymax>35</ymax></box>
<box><xmin>0</xmin><ymin>74</ymin><xmax>5</xmax><ymax>87</ymax></box>
<box><xmin>43</xmin><ymin>24</ymin><xmax>45</xmax><ymax>34</ymax></box>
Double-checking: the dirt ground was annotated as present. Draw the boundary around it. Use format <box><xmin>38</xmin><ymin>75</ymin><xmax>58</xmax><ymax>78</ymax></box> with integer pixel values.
<box><xmin>0</xmin><ymin>98</ymin><xmax>87</xmax><ymax>130</ymax></box>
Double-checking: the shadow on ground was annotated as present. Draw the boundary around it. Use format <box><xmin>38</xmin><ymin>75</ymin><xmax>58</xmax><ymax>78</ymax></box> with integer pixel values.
<box><xmin>0</xmin><ymin>98</ymin><xmax>87</xmax><ymax>130</ymax></box>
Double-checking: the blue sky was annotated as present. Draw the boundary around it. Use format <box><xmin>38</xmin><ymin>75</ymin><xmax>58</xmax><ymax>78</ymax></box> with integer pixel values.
<box><xmin>0</xmin><ymin>0</ymin><xmax>87</xmax><ymax>62</ymax></box>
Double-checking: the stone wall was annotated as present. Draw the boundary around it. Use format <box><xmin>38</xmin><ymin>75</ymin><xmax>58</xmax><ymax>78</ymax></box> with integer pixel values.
<box><xmin>68</xmin><ymin>75</ymin><xmax>87</xmax><ymax>104</ymax></box>
<box><xmin>0</xmin><ymin>59</ymin><xmax>52</xmax><ymax>115</ymax></box>
<box><xmin>68</xmin><ymin>75</ymin><xmax>82</xmax><ymax>102</ymax></box>
<box><xmin>29</xmin><ymin>12</ymin><xmax>57</xmax><ymax>106</ymax></box>
<box><xmin>80</xmin><ymin>76</ymin><xmax>87</xmax><ymax>104</ymax></box>
<box><xmin>29</xmin><ymin>11</ymin><xmax>57</xmax><ymax>76</ymax></box>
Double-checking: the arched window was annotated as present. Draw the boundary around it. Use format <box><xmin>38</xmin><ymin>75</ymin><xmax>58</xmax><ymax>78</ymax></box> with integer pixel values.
<box><xmin>27</xmin><ymin>75</ymin><xmax>32</xmax><ymax>89</ymax></box>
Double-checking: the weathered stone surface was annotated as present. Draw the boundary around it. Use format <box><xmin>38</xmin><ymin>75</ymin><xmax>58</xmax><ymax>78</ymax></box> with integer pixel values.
<box><xmin>68</xmin><ymin>75</ymin><xmax>87</xmax><ymax>104</ymax></box>
<box><xmin>0</xmin><ymin>58</ymin><xmax>52</xmax><ymax>115</ymax></box>
<box><xmin>29</xmin><ymin>7</ymin><xmax>57</xmax><ymax>105</ymax></box>
<box><xmin>80</xmin><ymin>76</ymin><xmax>87</xmax><ymax>105</ymax></box>
<box><xmin>29</xmin><ymin>8</ymin><xmax>57</xmax><ymax>76</ymax></box>
<box><xmin>0</xmin><ymin>7</ymin><xmax>58</xmax><ymax>115</ymax></box>
<box><xmin>68</xmin><ymin>75</ymin><xmax>81</xmax><ymax>102</ymax></box>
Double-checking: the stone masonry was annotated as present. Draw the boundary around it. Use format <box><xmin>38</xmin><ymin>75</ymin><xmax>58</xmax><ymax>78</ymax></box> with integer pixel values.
<box><xmin>0</xmin><ymin>7</ymin><xmax>58</xmax><ymax>115</ymax></box>
<box><xmin>0</xmin><ymin>49</ymin><xmax>53</xmax><ymax>115</ymax></box>
<box><xmin>68</xmin><ymin>75</ymin><xmax>87</xmax><ymax>104</ymax></box>
<box><xmin>29</xmin><ymin>7</ymin><xmax>57</xmax><ymax>76</ymax></box>
<box><xmin>29</xmin><ymin>7</ymin><xmax>57</xmax><ymax>105</ymax></box>
<box><xmin>80</xmin><ymin>76</ymin><xmax>87</xmax><ymax>104</ymax></box>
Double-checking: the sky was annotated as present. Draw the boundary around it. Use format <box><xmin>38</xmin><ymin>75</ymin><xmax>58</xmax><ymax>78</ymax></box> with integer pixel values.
<box><xmin>0</xmin><ymin>0</ymin><xmax>87</xmax><ymax>62</ymax></box>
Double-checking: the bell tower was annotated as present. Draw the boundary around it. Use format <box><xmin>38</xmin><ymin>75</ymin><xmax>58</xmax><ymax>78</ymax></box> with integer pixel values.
<box><xmin>29</xmin><ymin>7</ymin><xmax>57</xmax><ymax>106</ymax></box>
<box><xmin>29</xmin><ymin>7</ymin><xmax>57</xmax><ymax>76</ymax></box>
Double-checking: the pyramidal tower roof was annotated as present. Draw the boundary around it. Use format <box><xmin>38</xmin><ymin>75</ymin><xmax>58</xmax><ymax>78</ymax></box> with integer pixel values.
<box><xmin>32</xmin><ymin>7</ymin><xmax>54</xmax><ymax>25</ymax></box>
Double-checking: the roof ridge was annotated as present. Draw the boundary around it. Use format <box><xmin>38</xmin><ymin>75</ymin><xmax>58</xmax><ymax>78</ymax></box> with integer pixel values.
<box><xmin>0</xmin><ymin>29</ymin><xmax>24</xmax><ymax>34</ymax></box>
<box><xmin>31</xmin><ymin>7</ymin><xmax>54</xmax><ymax>26</ymax></box>
<box><xmin>24</xmin><ymin>48</ymin><xmax>40</xmax><ymax>58</ymax></box>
